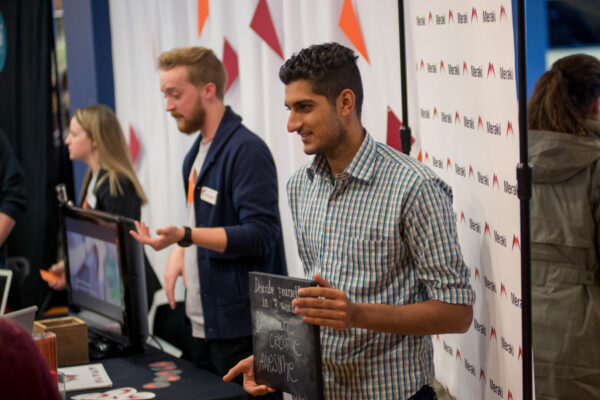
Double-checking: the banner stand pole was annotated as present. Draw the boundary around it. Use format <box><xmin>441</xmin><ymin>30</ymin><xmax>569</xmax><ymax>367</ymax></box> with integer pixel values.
<box><xmin>515</xmin><ymin>0</ymin><xmax>533</xmax><ymax>399</ymax></box>
<box><xmin>398</xmin><ymin>0</ymin><xmax>411</xmax><ymax>155</ymax></box>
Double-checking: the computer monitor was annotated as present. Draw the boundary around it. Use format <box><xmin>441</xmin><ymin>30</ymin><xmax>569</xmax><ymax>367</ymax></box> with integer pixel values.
<box><xmin>60</xmin><ymin>205</ymin><xmax>148</xmax><ymax>353</ymax></box>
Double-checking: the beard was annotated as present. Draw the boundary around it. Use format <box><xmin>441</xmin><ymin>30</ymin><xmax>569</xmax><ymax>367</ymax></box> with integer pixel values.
<box><xmin>172</xmin><ymin>102</ymin><xmax>206</xmax><ymax>134</ymax></box>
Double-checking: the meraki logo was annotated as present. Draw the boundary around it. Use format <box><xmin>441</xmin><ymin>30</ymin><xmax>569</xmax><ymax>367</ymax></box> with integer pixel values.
<box><xmin>508</xmin><ymin>391</ymin><xmax>514</xmax><ymax>400</ymax></box>
<box><xmin>433</xmin><ymin>107</ymin><xmax>439</xmax><ymax>119</ymax></box>
<box><xmin>500</xmin><ymin>283</ymin><xmax>507</xmax><ymax>297</ymax></box>
<box><xmin>464</xmin><ymin>357</ymin><xmax>476</xmax><ymax>376</ymax></box>
<box><xmin>480</xmin><ymin>368</ymin><xmax>486</xmax><ymax>382</ymax></box>
<box><xmin>455</xmin><ymin>111</ymin><xmax>460</xmax><ymax>124</ymax></box>
<box><xmin>487</xmin><ymin>62</ymin><xmax>496</xmax><ymax>78</ymax></box>
<box><xmin>420</xmin><ymin>59</ymin><xmax>425</xmax><ymax>71</ymax></box>
<box><xmin>440</xmin><ymin>60</ymin><xmax>446</xmax><ymax>73</ymax></box>
<box><xmin>490</xmin><ymin>378</ymin><xmax>503</xmax><ymax>398</ymax></box>
<box><xmin>475</xmin><ymin>267</ymin><xmax>480</xmax><ymax>280</ymax></box>
<box><xmin>501</xmin><ymin>336</ymin><xmax>514</xmax><ymax>356</ymax></box>
<box><xmin>471</xmin><ymin>7</ymin><xmax>478</xmax><ymax>22</ymax></box>
<box><xmin>500</xmin><ymin>5</ymin><xmax>508</xmax><ymax>21</ymax></box>
<box><xmin>493</xmin><ymin>173</ymin><xmax>500</xmax><ymax>188</ymax></box>
<box><xmin>478</xmin><ymin>116</ymin><xmax>484</xmax><ymax>130</ymax></box>
<box><xmin>518</xmin><ymin>347</ymin><xmax>523</xmax><ymax>361</ymax></box>
<box><xmin>425</xmin><ymin>152</ymin><xmax>430</xmax><ymax>163</ymax></box>
<box><xmin>500</xmin><ymin>66</ymin><xmax>514</xmax><ymax>80</ymax></box>
<box><xmin>446</xmin><ymin>157</ymin><xmax>452</xmax><ymax>170</ymax></box>
<box><xmin>506</xmin><ymin>121</ymin><xmax>514</xmax><ymax>136</ymax></box>
<box><xmin>448</xmin><ymin>10</ymin><xmax>454</xmax><ymax>23</ymax></box>
<box><xmin>456</xmin><ymin>349</ymin><xmax>462</xmax><ymax>360</ymax></box>
<box><xmin>483</xmin><ymin>9</ymin><xmax>497</xmax><ymax>23</ymax></box>
<box><xmin>469</xmin><ymin>165</ymin><xmax>474</xmax><ymax>178</ymax></box>
<box><xmin>512</xmin><ymin>235</ymin><xmax>520</xmax><ymax>250</ymax></box>
<box><xmin>460</xmin><ymin>211</ymin><xmax>466</xmax><ymax>224</ymax></box>
<box><xmin>484</xmin><ymin>222</ymin><xmax>491</xmax><ymax>235</ymax></box>
<box><xmin>429</xmin><ymin>11</ymin><xmax>433</xmax><ymax>24</ymax></box>
<box><xmin>463</xmin><ymin>61</ymin><xmax>469</xmax><ymax>75</ymax></box>
<box><xmin>490</xmin><ymin>326</ymin><xmax>497</xmax><ymax>340</ymax></box>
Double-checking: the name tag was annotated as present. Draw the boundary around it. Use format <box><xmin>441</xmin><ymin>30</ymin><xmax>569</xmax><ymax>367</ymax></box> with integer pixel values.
<box><xmin>200</xmin><ymin>186</ymin><xmax>218</xmax><ymax>205</ymax></box>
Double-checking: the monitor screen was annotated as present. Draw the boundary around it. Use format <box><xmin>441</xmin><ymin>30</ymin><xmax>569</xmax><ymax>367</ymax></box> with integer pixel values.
<box><xmin>64</xmin><ymin>215</ymin><xmax>125</xmax><ymax>324</ymax></box>
<box><xmin>61</xmin><ymin>205</ymin><xmax>148</xmax><ymax>350</ymax></box>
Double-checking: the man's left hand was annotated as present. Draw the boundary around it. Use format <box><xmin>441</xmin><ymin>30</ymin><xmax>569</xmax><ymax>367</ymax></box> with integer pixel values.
<box><xmin>293</xmin><ymin>274</ymin><xmax>357</xmax><ymax>330</ymax></box>
<box><xmin>129</xmin><ymin>221</ymin><xmax>183</xmax><ymax>251</ymax></box>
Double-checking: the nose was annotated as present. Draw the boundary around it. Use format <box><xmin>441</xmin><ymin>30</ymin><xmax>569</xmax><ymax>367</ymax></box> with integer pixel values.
<box><xmin>64</xmin><ymin>134</ymin><xmax>71</xmax><ymax>146</ymax></box>
<box><xmin>287</xmin><ymin>111</ymin><xmax>301</xmax><ymax>133</ymax></box>
<box><xmin>165</xmin><ymin>97</ymin><xmax>175</xmax><ymax>112</ymax></box>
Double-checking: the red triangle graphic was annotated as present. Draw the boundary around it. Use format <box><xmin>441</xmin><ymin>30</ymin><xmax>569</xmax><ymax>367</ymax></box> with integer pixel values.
<box><xmin>222</xmin><ymin>38</ymin><xmax>239</xmax><ymax>93</ymax></box>
<box><xmin>129</xmin><ymin>124</ymin><xmax>140</xmax><ymax>164</ymax></box>
<box><xmin>339</xmin><ymin>0</ymin><xmax>370</xmax><ymax>64</ymax></box>
<box><xmin>250</xmin><ymin>0</ymin><xmax>283</xmax><ymax>59</ymax></box>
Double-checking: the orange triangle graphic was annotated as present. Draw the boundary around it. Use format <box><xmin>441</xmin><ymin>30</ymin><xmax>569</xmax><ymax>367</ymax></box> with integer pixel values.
<box><xmin>339</xmin><ymin>0</ymin><xmax>370</xmax><ymax>64</ymax></box>
<box><xmin>198</xmin><ymin>0</ymin><xmax>209</xmax><ymax>38</ymax></box>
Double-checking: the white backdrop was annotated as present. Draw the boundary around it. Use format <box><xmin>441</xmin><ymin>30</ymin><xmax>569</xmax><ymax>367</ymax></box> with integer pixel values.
<box><xmin>108</xmin><ymin>0</ymin><xmax>401</xmax><ymax>313</ymax></box>
<box><xmin>109</xmin><ymin>1</ymin><xmax>523</xmax><ymax>398</ymax></box>
<box><xmin>405</xmin><ymin>1</ymin><xmax>523</xmax><ymax>399</ymax></box>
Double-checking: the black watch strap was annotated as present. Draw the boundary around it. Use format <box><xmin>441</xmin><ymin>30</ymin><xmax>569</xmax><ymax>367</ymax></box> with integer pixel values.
<box><xmin>177</xmin><ymin>226</ymin><xmax>193</xmax><ymax>247</ymax></box>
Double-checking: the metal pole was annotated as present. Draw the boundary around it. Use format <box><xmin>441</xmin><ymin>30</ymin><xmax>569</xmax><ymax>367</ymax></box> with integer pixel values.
<box><xmin>516</xmin><ymin>0</ymin><xmax>533</xmax><ymax>398</ymax></box>
<box><xmin>398</xmin><ymin>0</ymin><xmax>411</xmax><ymax>155</ymax></box>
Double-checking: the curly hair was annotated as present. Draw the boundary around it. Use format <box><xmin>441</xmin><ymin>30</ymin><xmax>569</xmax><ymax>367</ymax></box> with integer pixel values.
<box><xmin>528</xmin><ymin>53</ymin><xmax>600</xmax><ymax>136</ymax></box>
<box><xmin>279</xmin><ymin>42</ymin><xmax>364</xmax><ymax>119</ymax></box>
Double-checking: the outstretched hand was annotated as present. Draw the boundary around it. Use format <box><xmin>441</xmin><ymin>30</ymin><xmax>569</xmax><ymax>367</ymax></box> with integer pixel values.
<box><xmin>293</xmin><ymin>273</ymin><xmax>357</xmax><ymax>330</ymax></box>
<box><xmin>223</xmin><ymin>356</ymin><xmax>276</xmax><ymax>396</ymax></box>
<box><xmin>129</xmin><ymin>221</ymin><xmax>183</xmax><ymax>251</ymax></box>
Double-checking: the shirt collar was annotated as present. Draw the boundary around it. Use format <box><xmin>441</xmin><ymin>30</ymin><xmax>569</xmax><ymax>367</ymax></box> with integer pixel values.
<box><xmin>306</xmin><ymin>130</ymin><xmax>377</xmax><ymax>183</ymax></box>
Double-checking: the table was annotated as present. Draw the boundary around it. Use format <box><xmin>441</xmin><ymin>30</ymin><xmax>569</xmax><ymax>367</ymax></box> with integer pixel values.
<box><xmin>67</xmin><ymin>345</ymin><xmax>249</xmax><ymax>400</ymax></box>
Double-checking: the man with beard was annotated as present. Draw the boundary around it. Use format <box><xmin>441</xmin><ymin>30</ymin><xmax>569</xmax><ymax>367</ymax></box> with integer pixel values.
<box><xmin>224</xmin><ymin>43</ymin><xmax>474</xmax><ymax>400</ymax></box>
<box><xmin>131</xmin><ymin>47</ymin><xmax>286</xmax><ymax>379</ymax></box>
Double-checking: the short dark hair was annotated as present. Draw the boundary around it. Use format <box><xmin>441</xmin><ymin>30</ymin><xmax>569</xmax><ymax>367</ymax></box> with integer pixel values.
<box><xmin>279</xmin><ymin>42</ymin><xmax>364</xmax><ymax>119</ymax></box>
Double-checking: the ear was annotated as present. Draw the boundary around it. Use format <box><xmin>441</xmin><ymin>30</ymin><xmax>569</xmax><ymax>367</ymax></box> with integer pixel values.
<box><xmin>202</xmin><ymin>82</ymin><xmax>218</xmax><ymax>100</ymax></box>
<box><xmin>337</xmin><ymin>89</ymin><xmax>356</xmax><ymax>118</ymax></box>
<box><xmin>592</xmin><ymin>96</ymin><xmax>600</xmax><ymax>119</ymax></box>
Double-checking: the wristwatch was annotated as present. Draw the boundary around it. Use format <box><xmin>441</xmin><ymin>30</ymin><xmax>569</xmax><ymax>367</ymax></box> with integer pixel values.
<box><xmin>177</xmin><ymin>226</ymin><xmax>193</xmax><ymax>247</ymax></box>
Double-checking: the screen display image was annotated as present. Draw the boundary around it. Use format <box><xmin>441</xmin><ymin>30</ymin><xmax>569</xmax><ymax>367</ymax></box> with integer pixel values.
<box><xmin>64</xmin><ymin>216</ymin><xmax>125</xmax><ymax>324</ymax></box>
<box><xmin>66</xmin><ymin>231</ymin><xmax>122</xmax><ymax>307</ymax></box>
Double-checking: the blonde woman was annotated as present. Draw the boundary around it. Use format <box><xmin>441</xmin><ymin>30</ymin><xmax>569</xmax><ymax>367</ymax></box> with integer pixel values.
<box><xmin>48</xmin><ymin>105</ymin><xmax>159</xmax><ymax>300</ymax></box>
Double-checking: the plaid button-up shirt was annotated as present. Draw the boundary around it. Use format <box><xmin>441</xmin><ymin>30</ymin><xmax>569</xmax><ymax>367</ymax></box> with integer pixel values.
<box><xmin>287</xmin><ymin>133</ymin><xmax>474</xmax><ymax>399</ymax></box>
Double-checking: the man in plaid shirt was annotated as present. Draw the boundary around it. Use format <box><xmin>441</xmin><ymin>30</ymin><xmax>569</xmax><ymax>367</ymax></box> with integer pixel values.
<box><xmin>225</xmin><ymin>42</ymin><xmax>474</xmax><ymax>400</ymax></box>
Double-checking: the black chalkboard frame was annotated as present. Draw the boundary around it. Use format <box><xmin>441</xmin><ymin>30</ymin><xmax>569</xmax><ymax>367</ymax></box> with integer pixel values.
<box><xmin>249</xmin><ymin>272</ymin><xmax>324</xmax><ymax>400</ymax></box>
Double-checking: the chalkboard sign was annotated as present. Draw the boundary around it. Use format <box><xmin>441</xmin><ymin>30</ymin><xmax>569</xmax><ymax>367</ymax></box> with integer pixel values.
<box><xmin>249</xmin><ymin>272</ymin><xmax>324</xmax><ymax>400</ymax></box>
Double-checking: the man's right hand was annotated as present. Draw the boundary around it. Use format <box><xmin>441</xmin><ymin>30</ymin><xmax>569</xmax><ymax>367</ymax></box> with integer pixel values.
<box><xmin>165</xmin><ymin>246</ymin><xmax>186</xmax><ymax>310</ymax></box>
<box><xmin>223</xmin><ymin>355</ymin><xmax>276</xmax><ymax>396</ymax></box>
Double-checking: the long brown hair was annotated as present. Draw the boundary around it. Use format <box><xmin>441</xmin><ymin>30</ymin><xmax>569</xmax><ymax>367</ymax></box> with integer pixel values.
<box><xmin>74</xmin><ymin>104</ymin><xmax>147</xmax><ymax>204</ymax></box>
<box><xmin>528</xmin><ymin>53</ymin><xmax>600</xmax><ymax>136</ymax></box>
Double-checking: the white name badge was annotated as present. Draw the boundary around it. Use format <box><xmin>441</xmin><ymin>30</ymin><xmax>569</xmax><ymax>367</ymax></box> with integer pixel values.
<box><xmin>200</xmin><ymin>186</ymin><xmax>218</xmax><ymax>205</ymax></box>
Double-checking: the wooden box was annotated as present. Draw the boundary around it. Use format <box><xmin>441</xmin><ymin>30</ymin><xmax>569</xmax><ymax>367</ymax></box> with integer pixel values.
<box><xmin>33</xmin><ymin>316</ymin><xmax>89</xmax><ymax>366</ymax></box>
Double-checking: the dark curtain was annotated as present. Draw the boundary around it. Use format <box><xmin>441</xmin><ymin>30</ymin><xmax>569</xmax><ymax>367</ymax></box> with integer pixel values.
<box><xmin>0</xmin><ymin>0</ymin><xmax>61</xmax><ymax>307</ymax></box>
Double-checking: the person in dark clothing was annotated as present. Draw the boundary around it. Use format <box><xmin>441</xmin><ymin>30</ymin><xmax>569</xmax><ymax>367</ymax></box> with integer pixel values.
<box><xmin>0</xmin><ymin>130</ymin><xmax>27</xmax><ymax>268</ymax></box>
<box><xmin>48</xmin><ymin>105</ymin><xmax>161</xmax><ymax>307</ymax></box>
<box><xmin>130</xmin><ymin>47</ymin><xmax>287</xmax><ymax>381</ymax></box>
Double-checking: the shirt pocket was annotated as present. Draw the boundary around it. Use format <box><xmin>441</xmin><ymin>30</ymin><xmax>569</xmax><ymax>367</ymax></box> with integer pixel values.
<box><xmin>339</xmin><ymin>236</ymin><xmax>395</xmax><ymax>300</ymax></box>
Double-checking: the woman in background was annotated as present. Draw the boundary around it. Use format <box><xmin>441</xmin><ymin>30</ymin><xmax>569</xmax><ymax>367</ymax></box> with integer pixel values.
<box><xmin>528</xmin><ymin>53</ymin><xmax>600</xmax><ymax>399</ymax></box>
<box><xmin>49</xmin><ymin>104</ymin><xmax>160</xmax><ymax>307</ymax></box>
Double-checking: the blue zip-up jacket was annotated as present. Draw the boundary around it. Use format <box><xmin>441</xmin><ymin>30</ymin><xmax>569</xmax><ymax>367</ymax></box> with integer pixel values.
<box><xmin>182</xmin><ymin>106</ymin><xmax>287</xmax><ymax>339</ymax></box>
